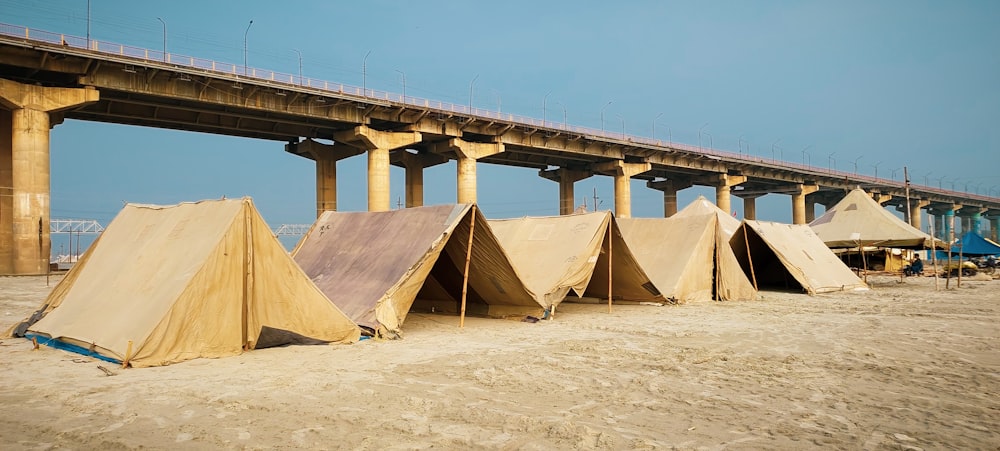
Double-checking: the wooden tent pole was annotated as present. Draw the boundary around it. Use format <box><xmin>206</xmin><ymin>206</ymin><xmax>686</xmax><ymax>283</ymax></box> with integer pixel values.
<box><xmin>460</xmin><ymin>206</ymin><xmax>476</xmax><ymax>328</ymax></box>
<box><xmin>607</xmin><ymin>217</ymin><xmax>613</xmax><ymax>313</ymax></box>
<box><xmin>743</xmin><ymin>223</ymin><xmax>759</xmax><ymax>291</ymax></box>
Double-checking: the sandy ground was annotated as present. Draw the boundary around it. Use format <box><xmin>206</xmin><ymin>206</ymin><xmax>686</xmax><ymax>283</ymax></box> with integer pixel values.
<box><xmin>1</xmin><ymin>273</ymin><xmax>998</xmax><ymax>450</ymax></box>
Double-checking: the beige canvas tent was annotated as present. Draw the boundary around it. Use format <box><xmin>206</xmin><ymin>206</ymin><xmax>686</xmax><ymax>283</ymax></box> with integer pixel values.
<box><xmin>810</xmin><ymin>188</ymin><xmax>938</xmax><ymax>249</ymax></box>
<box><xmin>488</xmin><ymin>211</ymin><xmax>663</xmax><ymax>311</ymax></box>
<box><xmin>292</xmin><ymin>204</ymin><xmax>542</xmax><ymax>337</ymax></box>
<box><xmin>674</xmin><ymin>195</ymin><xmax>741</xmax><ymax>238</ymax></box>
<box><xmin>731</xmin><ymin>220</ymin><xmax>868</xmax><ymax>294</ymax></box>
<box><xmin>10</xmin><ymin>198</ymin><xmax>360</xmax><ymax>368</ymax></box>
<box><xmin>618</xmin><ymin>214</ymin><xmax>757</xmax><ymax>302</ymax></box>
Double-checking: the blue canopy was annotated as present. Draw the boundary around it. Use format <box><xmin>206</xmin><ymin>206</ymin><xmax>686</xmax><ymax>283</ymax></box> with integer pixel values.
<box><xmin>952</xmin><ymin>232</ymin><xmax>1000</xmax><ymax>256</ymax></box>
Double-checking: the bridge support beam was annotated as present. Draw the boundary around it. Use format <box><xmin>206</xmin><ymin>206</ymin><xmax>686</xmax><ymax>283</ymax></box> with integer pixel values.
<box><xmin>431</xmin><ymin>139</ymin><xmax>503</xmax><ymax>204</ymax></box>
<box><xmin>933</xmin><ymin>214</ymin><xmax>945</xmax><ymax>239</ymax></box>
<box><xmin>989</xmin><ymin>216</ymin><xmax>1000</xmax><ymax>242</ymax></box>
<box><xmin>333</xmin><ymin>126</ymin><xmax>422</xmax><ymax>212</ymax></box>
<box><xmin>647</xmin><ymin>178</ymin><xmax>693</xmax><ymax>218</ymax></box>
<box><xmin>391</xmin><ymin>151</ymin><xmax>448</xmax><ymax>208</ymax></box>
<box><xmin>898</xmin><ymin>199</ymin><xmax>931</xmax><ymax>231</ymax></box>
<box><xmin>286</xmin><ymin>139</ymin><xmax>364</xmax><ymax>217</ymax></box>
<box><xmin>539</xmin><ymin>167</ymin><xmax>592</xmax><ymax>215</ymax></box>
<box><xmin>0</xmin><ymin>79</ymin><xmax>98</xmax><ymax>275</ymax></box>
<box><xmin>592</xmin><ymin>161</ymin><xmax>651</xmax><ymax>218</ymax></box>
<box><xmin>791</xmin><ymin>184</ymin><xmax>820</xmax><ymax>225</ymax></box>
<box><xmin>740</xmin><ymin>194</ymin><xmax>763</xmax><ymax>220</ymax></box>
<box><xmin>712</xmin><ymin>174</ymin><xmax>747</xmax><ymax>216</ymax></box>
<box><xmin>870</xmin><ymin>192</ymin><xmax>892</xmax><ymax>205</ymax></box>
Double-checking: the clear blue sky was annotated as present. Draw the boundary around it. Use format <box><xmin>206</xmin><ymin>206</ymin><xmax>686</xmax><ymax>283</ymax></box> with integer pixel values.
<box><xmin>2</xmin><ymin>1</ymin><xmax>999</xmax><ymax>251</ymax></box>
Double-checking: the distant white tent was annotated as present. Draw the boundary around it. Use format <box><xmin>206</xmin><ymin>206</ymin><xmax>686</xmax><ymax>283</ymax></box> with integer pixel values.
<box><xmin>732</xmin><ymin>220</ymin><xmax>868</xmax><ymax>294</ymax></box>
<box><xmin>810</xmin><ymin>188</ymin><xmax>939</xmax><ymax>249</ymax></box>
<box><xmin>618</xmin><ymin>214</ymin><xmax>757</xmax><ymax>302</ymax></box>
<box><xmin>489</xmin><ymin>211</ymin><xmax>663</xmax><ymax>311</ymax></box>
<box><xmin>11</xmin><ymin>198</ymin><xmax>360</xmax><ymax>367</ymax></box>
<box><xmin>674</xmin><ymin>195</ymin><xmax>741</xmax><ymax>239</ymax></box>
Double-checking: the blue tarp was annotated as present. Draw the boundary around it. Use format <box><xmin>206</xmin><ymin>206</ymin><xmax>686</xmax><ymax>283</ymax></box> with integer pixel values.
<box><xmin>952</xmin><ymin>232</ymin><xmax>1000</xmax><ymax>256</ymax></box>
<box><xmin>23</xmin><ymin>333</ymin><xmax>122</xmax><ymax>364</ymax></box>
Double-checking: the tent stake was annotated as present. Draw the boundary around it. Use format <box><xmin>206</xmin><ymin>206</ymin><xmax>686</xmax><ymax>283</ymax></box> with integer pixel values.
<box><xmin>743</xmin><ymin>223</ymin><xmax>759</xmax><ymax>291</ymax></box>
<box><xmin>460</xmin><ymin>206</ymin><xmax>476</xmax><ymax>328</ymax></box>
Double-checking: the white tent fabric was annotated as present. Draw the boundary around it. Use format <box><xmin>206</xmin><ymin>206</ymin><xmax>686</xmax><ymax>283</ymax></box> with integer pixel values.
<box><xmin>618</xmin><ymin>214</ymin><xmax>757</xmax><ymax>302</ymax></box>
<box><xmin>293</xmin><ymin>204</ymin><xmax>541</xmax><ymax>337</ymax></box>
<box><xmin>674</xmin><ymin>195</ymin><xmax>741</xmax><ymax>239</ymax></box>
<box><xmin>15</xmin><ymin>198</ymin><xmax>360</xmax><ymax>367</ymax></box>
<box><xmin>488</xmin><ymin>211</ymin><xmax>663</xmax><ymax>310</ymax></box>
<box><xmin>732</xmin><ymin>220</ymin><xmax>868</xmax><ymax>294</ymax></box>
<box><xmin>810</xmin><ymin>188</ymin><xmax>937</xmax><ymax>249</ymax></box>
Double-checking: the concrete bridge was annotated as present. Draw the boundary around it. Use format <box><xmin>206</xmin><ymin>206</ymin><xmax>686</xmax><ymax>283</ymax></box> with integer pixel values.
<box><xmin>1</xmin><ymin>23</ymin><xmax>998</xmax><ymax>275</ymax></box>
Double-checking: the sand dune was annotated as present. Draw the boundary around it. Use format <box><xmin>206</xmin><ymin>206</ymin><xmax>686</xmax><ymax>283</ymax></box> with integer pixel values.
<box><xmin>1</xmin><ymin>274</ymin><xmax>997</xmax><ymax>449</ymax></box>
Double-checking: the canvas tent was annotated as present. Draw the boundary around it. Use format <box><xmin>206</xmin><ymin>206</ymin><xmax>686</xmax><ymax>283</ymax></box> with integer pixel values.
<box><xmin>9</xmin><ymin>198</ymin><xmax>360</xmax><ymax>368</ymax></box>
<box><xmin>951</xmin><ymin>231</ymin><xmax>1000</xmax><ymax>256</ymax></box>
<box><xmin>618</xmin><ymin>214</ymin><xmax>757</xmax><ymax>302</ymax></box>
<box><xmin>731</xmin><ymin>220</ymin><xmax>868</xmax><ymax>294</ymax></box>
<box><xmin>293</xmin><ymin>204</ymin><xmax>541</xmax><ymax>337</ymax></box>
<box><xmin>809</xmin><ymin>188</ymin><xmax>938</xmax><ymax>249</ymax></box>
<box><xmin>488</xmin><ymin>211</ymin><xmax>663</xmax><ymax>311</ymax></box>
<box><xmin>673</xmin><ymin>195</ymin><xmax>741</xmax><ymax>239</ymax></box>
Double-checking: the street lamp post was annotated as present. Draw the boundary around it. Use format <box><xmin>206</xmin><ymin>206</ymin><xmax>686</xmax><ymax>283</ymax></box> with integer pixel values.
<box><xmin>542</xmin><ymin>91</ymin><xmax>551</xmax><ymax>126</ymax></box>
<box><xmin>292</xmin><ymin>49</ymin><xmax>303</xmax><ymax>85</ymax></box>
<box><xmin>394</xmin><ymin>69</ymin><xmax>406</xmax><ymax>102</ymax></box>
<box><xmin>362</xmin><ymin>50</ymin><xmax>372</xmax><ymax>97</ymax></box>
<box><xmin>771</xmin><ymin>139</ymin><xmax>782</xmax><ymax>162</ymax></box>
<box><xmin>891</xmin><ymin>168</ymin><xmax>901</xmax><ymax>180</ymax></box>
<box><xmin>156</xmin><ymin>17</ymin><xmax>166</xmax><ymax>62</ymax></box>
<box><xmin>652</xmin><ymin>112</ymin><xmax>664</xmax><ymax>139</ymax></box>
<box><xmin>600</xmin><ymin>101</ymin><xmax>613</xmax><ymax>132</ymax></box>
<box><xmin>923</xmin><ymin>172</ymin><xmax>932</xmax><ymax>186</ymax></box>
<box><xmin>698</xmin><ymin>122</ymin><xmax>709</xmax><ymax>148</ymax></box>
<box><xmin>702</xmin><ymin>131</ymin><xmax>713</xmax><ymax>148</ymax></box>
<box><xmin>555</xmin><ymin>101</ymin><xmax>567</xmax><ymax>128</ymax></box>
<box><xmin>853</xmin><ymin>156</ymin><xmax>862</xmax><ymax>175</ymax></box>
<box><xmin>243</xmin><ymin>20</ymin><xmax>253</xmax><ymax>76</ymax></box>
<box><xmin>802</xmin><ymin>145</ymin><xmax>812</xmax><ymax>166</ymax></box>
<box><xmin>872</xmin><ymin>160</ymin><xmax>882</xmax><ymax>178</ymax></box>
<box><xmin>468</xmin><ymin>74</ymin><xmax>479</xmax><ymax>114</ymax></box>
<box><xmin>738</xmin><ymin>135</ymin><xmax>746</xmax><ymax>155</ymax></box>
<box><xmin>828</xmin><ymin>152</ymin><xmax>836</xmax><ymax>172</ymax></box>
<box><xmin>616</xmin><ymin>113</ymin><xmax>625</xmax><ymax>139</ymax></box>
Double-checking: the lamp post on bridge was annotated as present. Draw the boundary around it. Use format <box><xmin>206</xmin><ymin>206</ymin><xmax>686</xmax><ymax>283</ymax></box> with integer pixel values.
<box><xmin>738</xmin><ymin>135</ymin><xmax>746</xmax><ymax>155</ymax></box>
<box><xmin>542</xmin><ymin>91</ymin><xmax>551</xmax><ymax>126</ymax></box>
<box><xmin>853</xmin><ymin>156</ymin><xmax>862</xmax><ymax>175</ymax></box>
<box><xmin>872</xmin><ymin>161</ymin><xmax>882</xmax><ymax>179</ymax></box>
<box><xmin>891</xmin><ymin>167</ymin><xmax>901</xmax><ymax>181</ymax></box>
<box><xmin>771</xmin><ymin>139</ymin><xmax>782</xmax><ymax>163</ymax></box>
<box><xmin>243</xmin><ymin>20</ymin><xmax>253</xmax><ymax>76</ymax></box>
<box><xmin>616</xmin><ymin>114</ymin><xmax>626</xmax><ymax>139</ymax></box>
<box><xmin>156</xmin><ymin>17</ymin><xmax>166</xmax><ymax>62</ymax></box>
<box><xmin>922</xmin><ymin>171</ymin><xmax>932</xmax><ymax>186</ymax></box>
<box><xmin>828</xmin><ymin>152</ymin><xmax>836</xmax><ymax>173</ymax></box>
<box><xmin>802</xmin><ymin>145</ymin><xmax>812</xmax><ymax>166</ymax></box>
<box><xmin>698</xmin><ymin>122</ymin><xmax>709</xmax><ymax>148</ymax></box>
<box><xmin>362</xmin><ymin>50</ymin><xmax>372</xmax><ymax>97</ymax></box>
<box><xmin>468</xmin><ymin>74</ymin><xmax>479</xmax><ymax>114</ymax></box>
<box><xmin>653</xmin><ymin>112</ymin><xmax>664</xmax><ymax>140</ymax></box>
<box><xmin>394</xmin><ymin>69</ymin><xmax>406</xmax><ymax>102</ymax></box>
<box><xmin>702</xmin><ymin>131</ymin><xmax>713</xmax><ymax>148</ymax></box>
<box><xmin>600</xmin><ymin>101</ymin><xmax>613</xmax><ymax>132</ymax></box>
<box><xmin>555</xmin><ymin>101</ymin><xmax>567</xmax><ymax>128</ymax></box>
<box><xmin>292</xmin><ymin>49</ymin><xmax>303</xmax><ymax>85</ymax></box>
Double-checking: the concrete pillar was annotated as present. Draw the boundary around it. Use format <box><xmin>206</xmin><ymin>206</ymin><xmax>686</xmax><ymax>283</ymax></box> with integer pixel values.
<box><xmin>712</xmin><ymin>174</ymin><xmax>747</xmax><ymax>216</ymax></box>
<box><xmin>990</xmin><ymin>216</ymin><xmax>999</xmax><ymax>242</ymax></box>
<box><xmin>909</xmin><ymin>199</ymin><xmax>930</xmax><ymax>231</ymax></box>
<box><xmin>944</xmin><ymin>208</ymin><xmax>956</xmax><ymax>241</ymax></box>
<box><xmin>791</xmin><ymin>184</ymin><xmax>820</xmax><ymax>225</ymax></box>
<box><xmin>972</xmin><ymin>211</ymin><xmax>982</xmax><ymax>235</ymax></box>
<box><xmin>742</xmin><ymin>196</ymin><xmax>760</xmax><ymax>220</ymax></box>
<box><xmin>0</xmin><ymin>80</ymin><xmax>98</xmax><ymax>274</ymax></box>
<box><xmin>592</xmin><ymin>161</ymin><xmax>651</xmax><ymax>218</ymax></box>
<box><xmin>286</xmin><ymin>139</ymin><xmax>364</xmax><ymax>217</ymax></box>
<box><xmin>429</xmin><ymin>139</ymin><xmax>504</xmax><ymax>205</ymax></box>
<box><xmin>332</xmin><ymin>126</ymin><xmax>422</xmax><ymax>212</ymax></box>
<box><xmin>934</xmin><ymin>214</ymin><xmax>944</xmax><ymax>239</ymax></box>
<box><xmin>961</xmin><ymin>216</ymin><xmax>972</xmax><ymax>234</ymax></box>
<box><xmin>805</xmin><ymin>199</ymin><xmax>816</xmax><ymax>223</ymax></box>
<box><xmin>647</xmin><ymin>179</ymin><xmax>692</xmax><ymax>218</ymax></box>
<box><xmin>539</xmin><ymin>168</ymin><xmax>592</xmax><ymax>214</ymax></box>
<box><xmin>0</xmin><ymin>109</ymin><xmax>12</xmax><ymax>273</ymax></box>
<box><xmin>391</xmin><ymin>151</ymin><xmax>447</xmax><ymax>208</ymax></box>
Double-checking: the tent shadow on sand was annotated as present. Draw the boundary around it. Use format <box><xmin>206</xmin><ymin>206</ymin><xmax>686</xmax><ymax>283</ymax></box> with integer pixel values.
<box><xmin>8</xmin><ymin>198</ymin><xmax>360</xmax><ymax>368</ymax></box>
<box><xmin>292</xmin><ymin>204</ymin><xmax>543</xmax><ymax>338</ymax></box>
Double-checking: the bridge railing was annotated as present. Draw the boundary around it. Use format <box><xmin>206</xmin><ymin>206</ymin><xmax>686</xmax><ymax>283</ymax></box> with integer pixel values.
<box><xmin>1</xmin><ymin>22</ymin><xmax>995</xmax><ymax>204</ymax></box>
